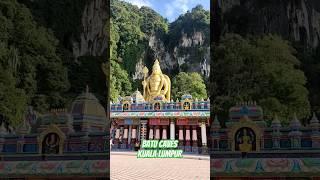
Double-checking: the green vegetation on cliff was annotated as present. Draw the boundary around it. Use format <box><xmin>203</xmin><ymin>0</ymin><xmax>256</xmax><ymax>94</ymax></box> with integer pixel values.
<box><xmin>215</xmin><ymin>1</ymin><xmax>320</xmax><ymax>124</ymax></box>
<box><xmin>110</xmin><ymin>0</ymin><xmax>209</xmax><ymax>102</ymax></box>
<box><xmin>168</xmin><ymin>5</ymin><xmax>209</xmax><ymax>49</ymax></box>
<box><xmin>212</xmin><ymin>34</ymin><xmax>310</xmax><ymax>125</ymax></box>
<box><xmin>110</xmin><ymin>0</ymin><xmax>168</xmax><ymax>74</ymax></box>
<box><xmin>0</xmin><ymin>0</ymin><xmax>69</xmax><ymax>126</ymax></box>
<box><xmin>22</xmin><ymin>0</ymin><xmax>107</xmax><ymax>107</ymax></box>
<box><xmin>172</xmin><ymin>72</ymin><xmax>207</xmax><ymax>100</ymax></box>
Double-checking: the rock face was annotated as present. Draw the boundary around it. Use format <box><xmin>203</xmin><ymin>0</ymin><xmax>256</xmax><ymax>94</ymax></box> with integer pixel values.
<box><xmin>72</xmin><ymin>0</ymin><xmax>108</xmax><ymax>57</ymax></box>
<box><xmin>221</xmin><ymin>0</ymin><xmax>320</xmax><ymax>48</ymax></box>
<box><xmin>133</xmin><ymin>30</ymin><xmax>210</xmax><ymax>81</ymax></box>
<box><xmin>75</xmin><ymin>0</ymin><xmax>210</xmax><ymax>81</ymax></box>
<box><xmin>171</xmin><ymin>31</ymin><xmax>210</xmax><ymax>76</ymax></box>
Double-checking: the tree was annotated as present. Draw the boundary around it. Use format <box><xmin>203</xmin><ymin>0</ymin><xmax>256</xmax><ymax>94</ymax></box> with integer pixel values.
<box><xmin>296</xmin><ymin>45</ymin><xmax>320</xmax><ymax>117</ymax></box>
<box><xmin>0</xmin><ymin>0</ymin><xmax>70</xmax><ymax>118</ymax></box>
<box><xmin>172</xmin><ymin>72</ymin><xmax>207</xmax><ymax>100</ymax></box>
<box><xmin>0</xmin><ymin>68</ymin><xmax>27</xmax><ymax>127</ymax></box>
<box><xmin>110</xmin><ymin>0</ymin><xmax>169</xmax><ymax>79</ymax></box>
<box><xmin>212</xmin><ymin>34</ymin><xmax>310</xmax><ymax>125</ymax></box>
<box><xmin>110</xmin><ymin>60</ymin><xmax>132</xmax><ymax>102</ymax></box>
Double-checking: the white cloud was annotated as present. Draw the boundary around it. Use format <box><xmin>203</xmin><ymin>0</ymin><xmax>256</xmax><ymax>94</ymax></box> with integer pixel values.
<box><xmin>121</xmin><ymin>0</ymin><xmax>153</xmax><ymax>8</ymax></box>
<box><xmin>165</xmin><ymin>0</ymin><xmax>190</xmax><ymax>22</ymax></box>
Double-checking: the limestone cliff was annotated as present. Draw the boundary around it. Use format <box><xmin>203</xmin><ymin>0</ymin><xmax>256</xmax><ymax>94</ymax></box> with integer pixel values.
<box><xmin>221</xmin><ymin>0</ymin><xmax>320</xmax><ymax>48</ymax></box>
<box><xmin>72</xmin><ymin>0</ymin><xmax>108</xmax><ymax>57</ymax></box>
<box><xmin>132</xmin><ymin>30</ymin><xmax>210</xmax><ymax>81</ymax></box>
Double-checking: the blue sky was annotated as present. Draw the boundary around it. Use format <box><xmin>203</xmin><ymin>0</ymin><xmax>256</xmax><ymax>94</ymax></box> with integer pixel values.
<box><xmin>121</xmin><ymin>0</ymin><xmax>210</xmax><ymax>22</ymax></box>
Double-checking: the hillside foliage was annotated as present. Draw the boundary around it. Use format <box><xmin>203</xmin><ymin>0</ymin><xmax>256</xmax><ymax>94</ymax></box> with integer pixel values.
<box><xmin>110</xmin><ymin>0</ymin><xmax>209</xmax><ymax>102</ymax></box>
<box><xmin>212</xmin><ymin>34</ymin><xmax>310</xmax><ymax>125</ymax></box>
<box><xmin>0</xmin><ymin>0</ymin><xmax>69</xmax><ymax>126</ymax></box>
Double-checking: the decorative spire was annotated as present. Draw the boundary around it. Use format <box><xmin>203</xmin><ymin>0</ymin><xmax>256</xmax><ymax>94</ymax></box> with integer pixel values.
<box><xmin>271</xmin><ymin>115</ymin><xmax>281</xmax><ymax>128</ymax></box>
<box><xmin>310</xmin><ymin>112</ymin><xmax>319</xmax><ymax>124</ymax></box>
<box><xmin>17</xmin><ymin>118</ymin><xmax>31</xmax><ymax>135</ymax></box>
<box><xmin>0</xmin><ymin>122</ymin><xmax>7</xmax><ymax>135</ymax></box>
<box><xmin>290</xmin><ymin>113</ymin><xmax>301</xmax><ymax>130</ymax></box>
<box><xmin>310</xmin><ymin>112</ymin><xmax>319</xmax><ymax>130</ymax></box>
<box><xmin>86</xmin><ymin>84</ymin><xmax>89</xmax><ymax>94</ymax></box>
<box><xmin>213</xmin><ymin>115</ymin><xmax>220</xmax><ymax>127</ymax></box>
<box><xmin>211</xmin><ymin>115</ymin><xmax>221</xmax><ymax>131</ymax></box>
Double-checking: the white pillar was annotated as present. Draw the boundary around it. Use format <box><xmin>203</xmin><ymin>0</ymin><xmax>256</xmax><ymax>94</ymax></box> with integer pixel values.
<box><xmin>179</xmin><ymin>127</ymin><xmax>184</xmax><ymax>141</ymax></box>
<box><xmin>185</xmin><ymin>128</ymin><xmax>190</xmax><ymax>141</ymax></box>
<box><xmin>201</xmin><ymin>122</ymin><xmax>207</xmax><ymax>146</ymax></box>
<box><xmin>170</xmin><ymin>120</ymin><xmax>175</xmax><ymax>140</ymax></box>
<box><xmin>192</xmin><ymin>128</ymin><xmax>197</xmax><ymax>141</ymax></box>
<box><xmin>162</xmin><ymin>127</ymin><xmax>167</xmax><ymax>139</ymax></box>
<box><xmin>132</xmin><ymin>128</ymin><xmax>136</xmax><ymax>139</ymax></box>
<box><xmin>128</xmin><ymin>125</ymin><xmax>132</xmax><ymax>143</ymax></box>
<box><xmin>149</xmin><ymin>127</ymin><xmax>154</xmax><ymax>139</ymax></box>
<box><xmin>123</xmin><ymin>127</ymin><xmax>128</xmax><ymax>139</ymax></box>
<box><xmin>155</xmin><ymin>126</ymin><xmax>160</xmax><ymax>139</ymax></box>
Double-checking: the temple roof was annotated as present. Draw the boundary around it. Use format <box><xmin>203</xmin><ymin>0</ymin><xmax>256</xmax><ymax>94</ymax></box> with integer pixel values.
<box><xmin>71</xmin><ymin>87</ymin><xmax>106</xmax><ymax>120</ymax></box>
<box><xmin>229</xmin><ymin>102</ymin><xmax>263</xmax><ymax>121</ymax></box>
<box><xmin>131</xmin><ymin>90</ymin><xmax>145</xmax><ymax>103</ymax></box>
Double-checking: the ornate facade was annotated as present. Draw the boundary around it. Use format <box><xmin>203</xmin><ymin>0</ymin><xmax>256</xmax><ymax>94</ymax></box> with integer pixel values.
<box><xmin>110</xmin><ymin>60</ymin><xmax>210</xmax><ymax>154</ymax></box>
<box><xmin>0</xmin><ymin>89</ymin><xmax>108</xmax><ymax>177</ymax></box>
<box><xmin>211</xmin><ymin>102</ymin><xmax>320</xmax><ymax>177</ymax></box>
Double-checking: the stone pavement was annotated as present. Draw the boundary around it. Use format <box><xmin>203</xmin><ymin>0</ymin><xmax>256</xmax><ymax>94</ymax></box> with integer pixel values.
<box><xmin>110</xmin><ymin>152</ymin><xmax>210</xmax><ymax>180</ymax></box>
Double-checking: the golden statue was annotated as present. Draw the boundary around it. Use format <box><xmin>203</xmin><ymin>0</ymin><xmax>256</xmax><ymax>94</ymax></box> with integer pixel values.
<box><xmin>142</xmin><ymin>59</ymin><xmax>171</xmax><ymax>102</ymax></box>
<box><xmin>239</xmin><ymin>129</ymin><xmax>252</xmax><ymax>152</ymax></box>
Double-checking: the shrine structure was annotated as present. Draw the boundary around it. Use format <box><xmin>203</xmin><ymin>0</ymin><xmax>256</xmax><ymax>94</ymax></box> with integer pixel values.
<box><xmin>0</xmin><ymin>88</ymin><xmax>108</xmax><ymax>178</ymax></box>
<box><xmin>110</xmin><ymin>59</ymin><xmax>210</xmax><ymax>154</ymax></box>
<box><xmin>211</xmin><ymin>102</ymin><xmax>320</xmax><ymax>178</ymax></box>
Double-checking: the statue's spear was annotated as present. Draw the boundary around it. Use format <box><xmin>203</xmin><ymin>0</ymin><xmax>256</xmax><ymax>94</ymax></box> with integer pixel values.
<box><xmin>142</xmin><ymin>66</ymin><xmax>149</xmax><ymax>100</ymax></box>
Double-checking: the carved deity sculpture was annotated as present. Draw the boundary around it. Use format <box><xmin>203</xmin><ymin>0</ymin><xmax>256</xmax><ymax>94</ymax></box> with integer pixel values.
<box><xmin>43</xmin><ymin>133</ymin><xmax>59</xmax><ymax>154</ymax></box>
<box><xmin>142</xmin><ymin>59</ymin><xmax>171</xmax><ymax>102</ymax></box>
<box><xmin>239</xmin><ymin>129</ymin><xmax>252</xmax><ymax>152</ymax></box>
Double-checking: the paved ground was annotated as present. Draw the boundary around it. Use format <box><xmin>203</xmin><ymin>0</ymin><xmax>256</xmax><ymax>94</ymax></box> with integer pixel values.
<box><xmin>110</xmin><ymin>152</ymin><xmax>210</xmax><ymax>180</ymax></box>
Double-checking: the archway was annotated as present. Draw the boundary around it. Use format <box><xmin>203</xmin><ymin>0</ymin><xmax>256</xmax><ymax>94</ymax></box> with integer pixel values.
<box><xmin>234</xmin><ymin>127</ymin><xmax>256</xmax><ymax>152</ymax></box>
<box><xmin>42</xmin><ymin>133</ymin><xmax>60</xmax><ymax>154</ymax></box>
<box><xmin>38</xmin><ymin>124</ymin><xmax>65</xmax><ymax>154</ymax></box>
<box><xmin>228</xmin><ymin>116</ymin><xmax>262</xmax><ymax>152</ymax></box>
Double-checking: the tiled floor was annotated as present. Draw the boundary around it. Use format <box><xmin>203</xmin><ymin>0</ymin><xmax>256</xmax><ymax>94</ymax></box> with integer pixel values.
<box><xmin>110</xmin><ymin>153</ymin><xmax>210</xmax><ymax>180</ymax></box>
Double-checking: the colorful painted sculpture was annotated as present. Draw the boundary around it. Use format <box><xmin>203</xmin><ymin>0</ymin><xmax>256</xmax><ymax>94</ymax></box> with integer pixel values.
<box><xmin>239</xmin><ymin>129</ymin><xmax>252</xmax><ymax>152</ymax></box>
<box><xmin>142</xmin><ymin>59</ymin><xmax>171</xmax><ymax>102</ymax></box>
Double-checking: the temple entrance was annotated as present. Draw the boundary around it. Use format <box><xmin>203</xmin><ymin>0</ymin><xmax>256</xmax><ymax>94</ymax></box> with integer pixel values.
<box><xmin>234</xmin><ymin>127</ymin><xmax>256</xmax><ymax>152</ymax></box>
<box><xmin>42</xmin><ymin>133</ymin><xmax>60</xmax><ymax>154</ymax></box>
